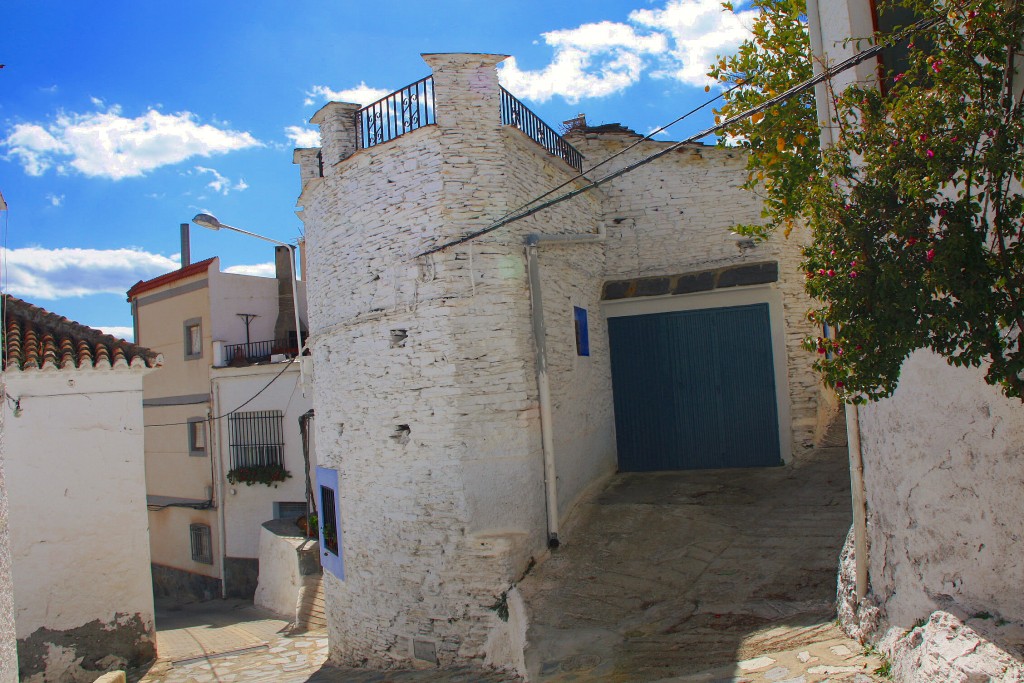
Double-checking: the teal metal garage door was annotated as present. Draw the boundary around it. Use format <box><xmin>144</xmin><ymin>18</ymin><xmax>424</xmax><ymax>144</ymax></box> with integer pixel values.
<box><xmin>607</xmin><ymin>303</ymin><xmax>781</xmax><ymax>471</ymax></box>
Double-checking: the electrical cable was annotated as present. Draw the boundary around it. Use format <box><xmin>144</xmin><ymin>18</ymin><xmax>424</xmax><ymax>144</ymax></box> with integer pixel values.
<box><xmin>415</xmin><ymin>11</ymin><xmax>945</xmax><ymax>259</ymax></box>
<box><xmin>143</xmin><ymin>357</ymin><xmax>297</xmax><ymax>428</ymax></box>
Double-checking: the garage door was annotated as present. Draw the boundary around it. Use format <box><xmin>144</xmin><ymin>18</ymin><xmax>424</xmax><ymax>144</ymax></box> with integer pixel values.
<box><xmin>607</xmin><ymin>303</ymin><xmax>781</xmax><ymax>471</ymax></box>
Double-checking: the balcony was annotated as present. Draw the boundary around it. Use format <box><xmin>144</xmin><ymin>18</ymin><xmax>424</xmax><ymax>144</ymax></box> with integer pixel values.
<box><xmin>222</xmin><ymin>338</ymin><xmax>299</xmax><ymax>365</ymax></box>
<box><xmin>353</xmin><ymin>76</ymin><xmax>583</xmax><ymax>171</ymax></box>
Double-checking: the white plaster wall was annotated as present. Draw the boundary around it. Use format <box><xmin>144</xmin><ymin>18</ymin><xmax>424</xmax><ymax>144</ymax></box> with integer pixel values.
<box><xmin>212</xmin><ymin>363</ymin><xmax>312</xmax><ymax>559</ymax></box>
<box><xmin>0</xmin><ymin>377</ymin><xmax>16</xmax><ymax>683</ymax></box>
<box><xmin>209</xmin><ymin>270</ymin><xmax>280</xmax><ymax>349</ymax></box>
<box><xmin>858</xmin><ymin>350</ymin><xmax>1024</xmax><ymax>627</ymax></box>
<box><xmin>2</xmin><ymin>369</ymin><xmax>155</xmax><ymax>638</ymax></box>
<box><xmin>570</xmin><ymin>132</ymin><xmax>821</xmax><ymax>455</ymax></box>
<box><xmin>253</xmin><ymin>524</ymin><xmax>313</xmax><ymax>619</ymax></box>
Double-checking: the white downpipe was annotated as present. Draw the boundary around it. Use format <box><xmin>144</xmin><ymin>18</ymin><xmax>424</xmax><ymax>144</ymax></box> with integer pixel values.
<box><xmin>524</xmin><ymin>229</ymin><xmax>605</xmax><ymax>546</ymax></box>
<box><xmin>845</xmin><ymin>402</ymin><xmax>869</xmax><ymax>600</ymax></box>
<box><xmin>212</xmin><ymin>382</ymin><xmax>228</xmax><ymax>598</ymax></box>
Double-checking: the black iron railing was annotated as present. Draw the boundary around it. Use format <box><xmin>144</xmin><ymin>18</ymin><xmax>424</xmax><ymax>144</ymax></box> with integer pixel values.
<box><xmin>357</xmin><ymin>76</ymin><xmax>435</xmax><ymax>149</ymax></box>
<box><xmin>499</xmin><ymin>87</ymin><xmax>584</xmax><ymax>171</ymax></box>
<box><xmin>229</xmin><ymin>410</ymin><xmax>285</xmax><ymax>469</ymax></box>
<box><xmin>223</xmin><ymin>338</ymin><xmax>294</xmax><ymax>364</ymax></box>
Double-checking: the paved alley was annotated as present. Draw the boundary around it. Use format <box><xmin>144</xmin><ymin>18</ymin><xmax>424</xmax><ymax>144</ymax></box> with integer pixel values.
<box><xmin>517</xmin><ymin>446</ymin><xmax>884</xmax><ymax>682</ymax></box>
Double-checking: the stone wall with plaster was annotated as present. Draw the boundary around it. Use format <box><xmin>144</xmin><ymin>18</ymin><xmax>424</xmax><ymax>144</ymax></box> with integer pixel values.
<box><xmin>296</xmin><ymin>53</ymin><xmax>819</xmax><ymax>671</ymax></box>
<box><xmin>569</xmin><ymin>130</ymin><xmax>821</xmax><ymax>456</ymax></box>
<box><xmin>4</xmin><ymin>370</ymin><xmax>156</xmax><ymax>681</ymax></box>
<box><xmin>855</xmin><ymin>351</ymin><xmax>1024</xmax><ymax>628</ymax></box>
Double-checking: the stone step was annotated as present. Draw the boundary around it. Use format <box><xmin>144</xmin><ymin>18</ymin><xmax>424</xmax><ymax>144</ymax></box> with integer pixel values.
<box><xmin>294</xmin><ymin>574</ymin><xmax>326</xmax><ymax>632</ymax></box>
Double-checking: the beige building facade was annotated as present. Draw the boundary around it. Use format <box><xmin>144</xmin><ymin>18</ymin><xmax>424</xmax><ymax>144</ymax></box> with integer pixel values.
<box><xmin>129</xmin><ymin>250</ymin><xmax>308</xmax><ymax>601</ymax></box>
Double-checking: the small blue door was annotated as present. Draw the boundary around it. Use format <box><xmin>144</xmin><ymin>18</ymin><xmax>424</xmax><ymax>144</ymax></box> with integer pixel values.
<box><xmin>608</xmin><ymin>303</ymin><xmax>781</xmax><ymax>471</ymax></box>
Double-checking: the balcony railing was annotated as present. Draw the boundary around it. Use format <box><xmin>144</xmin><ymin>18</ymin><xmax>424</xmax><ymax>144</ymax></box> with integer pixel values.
<box><xmin>223</xmin><ymin>338</ymin><xmax>296</xmax><ymax>364</ymax></box>
<box><xmin>357</xmin><ymin>76</ymin><xmax>435</xmax><ymax>150</ymax></box>
<box><xmin>500</xmin><ymin>87</ymin><xmax>584</xmax><ymax>172</ymax></box>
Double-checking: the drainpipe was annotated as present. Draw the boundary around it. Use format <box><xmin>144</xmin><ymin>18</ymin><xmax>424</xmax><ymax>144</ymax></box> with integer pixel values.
<box><xmin>212</xmin><ymin>382</ymin><xmax>228</xmax><ymax>598</ymax></box>
<box><xmin>524</xmin><ymin>228</ymin><xmax>605</xmax><ymax>548</ymax></box>
<box><xmin>846</xmin><ymin>402</ymin><xmax>869</xmax><ymax>600</ymax></box>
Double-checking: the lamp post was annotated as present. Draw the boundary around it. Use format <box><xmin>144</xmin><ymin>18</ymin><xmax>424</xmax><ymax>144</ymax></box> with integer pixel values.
<box><xmin>192</xmin><ymin>213</ymin><xmax>305</xmax><ymax>390</ymax></box>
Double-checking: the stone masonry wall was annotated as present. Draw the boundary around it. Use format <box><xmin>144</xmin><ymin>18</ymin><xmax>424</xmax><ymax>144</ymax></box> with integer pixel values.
<box><xmin>298</xmin><ymin>54</ymin><xmax>604</xmax><ymax>668</ymax></box>
<box><xmin>569</xmin><ymin>130</ymin><xmax>821</xmax><ymax>456</ymax></box>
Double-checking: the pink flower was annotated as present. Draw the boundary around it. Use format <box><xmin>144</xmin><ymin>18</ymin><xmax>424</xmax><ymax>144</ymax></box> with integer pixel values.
<box><xmin>894</xmin><ymin>73</ymin><xmax>904</xmax><ymax>82</ymax></box>
<box><xmin>835</xmin><ymin>381</ymin><xmax>845</xmax><ymax>388</ymax></box>
<box><xmin>828</xmin><ymin>269</ymin><xmax>836</xmax><ymax>277</ymax></box>
<box><xmin>849</xmin><ymin>271</ymin><xmax>858</xmax><ymax>278</ymax></box>
<box><xmin>819</xmin><ymin>268</ymin><xmax>827</xmax><ymax>275</ymax></box>
<box><xmin>818</xmin><ymin>347</ymin><xmax>827</xmax><ymax>355</ymax></box>
<box><xmin>850</xmin><ymin>260</ymin><xmax>857</xmax><ymax>267</ymax></box>
<box><xmin>939</xmin><ymin>208</ymin><xmax>948</xmax><ymax>216</ymax></box>
<box><xmin>919</xmin><ymin>134</ymin><xmax>928</xmax><ymax>142</ymax></box>
<box><xmin>951</xmin><ymin>136</ymin><xmax>958</xmax><ymax>142</ymax></box>
<box><xmin>931</xmin><ymin>60</ymin><xmax>943</xmax><ymax>73</ymax></box>
<box><xmin>926</xmin><ymin>149</ymin><xmax>935</xmax><ymax>158</ymax></box>
<box><xmin>836</xmin><ymin>348</ymin><xmax>843</xmax><ymax>355</ymax></box>
<box><xmin>830</xmin><ymin>249</ymin><xmax>836</xmax><ymax>256</ymax></box>
<box><xmin>926</xmin><ymin>249</ymin><xmax>936</xmax><ymax>262</ymax></box>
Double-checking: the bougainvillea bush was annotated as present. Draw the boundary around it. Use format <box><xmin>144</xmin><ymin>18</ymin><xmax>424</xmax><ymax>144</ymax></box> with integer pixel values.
<box><xmin>713</xmin><ymin>0</ymin><xmax>1024</xmax><ymax>401</ymax></box>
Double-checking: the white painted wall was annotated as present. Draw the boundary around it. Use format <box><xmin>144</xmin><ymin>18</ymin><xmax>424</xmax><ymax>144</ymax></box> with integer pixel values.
<box><xmin>858</xmin><ymin>351</ymin><xmax>1024</xmax><ymax>626</ymax></box>
<box><xmin>209</xmin><ymin>270</ymin><xmax>280</xmax><ymax>350</ymax></box>
<box><xmin>0</xmin><ymin>377</ymin><xmax>16</xmax><ymax>683</ymax></box>
<box><xmin>3</xmin><ymin>369</ymin><xmax>155</xmax><ymax>641</ymax></box>
<box><xmin>254</xmin><ymin>522</ymin><xmax>317</xmax><ymax>619</ymax></box>
<box><xmin>212</xmin><ymin>362</ymin><xmax>312</xmax><ymax>560</ymax></box>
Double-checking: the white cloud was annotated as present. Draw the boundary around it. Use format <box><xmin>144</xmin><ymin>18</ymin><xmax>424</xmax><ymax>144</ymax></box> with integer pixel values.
<box><xmin>95</xmin><ymin>326</ymin><xmax>134</xmax><ymax>341</ymax></box>
<box><xmin>631</xmin><ymin>0</ymin><xmax>758</xmax><ymax>88</ymax></box>
<box><xmin>224</xmin><ymin>262</ymin><xmax>276</xmax><ymax>278</ymax></box>
<box><xmin>3</xmin><ymin>105</ymin><xmax>261</xmax><ymax>180</ymax></box>
<box><xmin>497</xmin><ymin>0</ymin><xmax>756</xmax><ymax>103</ymax></box>
<box><xmin>194</xmin><ymin>165</ymin><xmax>248</xmax><ymax>195</ymax></box>
<box><xmin>304</xmin><ymin>82</ymin><xmax>390</xmax><ymax>107</ymax></box>
<box><xmin>3</xmin><ymin>246</ymin><xmax>179</xmax><ymax>299</ymax></box>
<box><xmin>285</xmin><ymin>125</ymin><xmax>321</xmax><ymax>148</ymax></box>
<box><xmin>46</xmin><ymin>193</ymin><xmax>65</xmax><ymax>207</ymax></box>
<box><xmin>500</xmin><ymin>21</ymin><xmax>666</xmax><ymax>103</ymax></box>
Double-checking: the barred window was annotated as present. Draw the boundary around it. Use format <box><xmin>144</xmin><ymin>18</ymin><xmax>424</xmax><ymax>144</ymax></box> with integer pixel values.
<box><xmin>190</xmin><ymin>523</ymin><xmax>213</xmax><ymax>564</ymax></box>
<box><xmin>228</xmin><ymin>410</ymin><xmax>284</xmax><ymax>469</ymax></box>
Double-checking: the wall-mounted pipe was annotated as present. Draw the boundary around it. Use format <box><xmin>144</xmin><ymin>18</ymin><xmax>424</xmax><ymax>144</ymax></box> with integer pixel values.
<box><xmin>523</xmin><ymin>228</ymin><xmax>605</xmax><ymax>548</ymax></box>
<box><xmin>846</xmin><ymin>402</ymin><xmax>869</xmax><ymax>600</ymax></box>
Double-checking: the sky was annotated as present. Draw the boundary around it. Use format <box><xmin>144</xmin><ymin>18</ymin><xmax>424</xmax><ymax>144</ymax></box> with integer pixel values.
<box><xmin>1</xmin><ymin>0</ymin><xmax>756</xmax><ymax>340</ymax></box>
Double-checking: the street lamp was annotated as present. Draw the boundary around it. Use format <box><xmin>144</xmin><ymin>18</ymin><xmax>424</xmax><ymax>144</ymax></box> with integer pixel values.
<box><xmin>192</xmin><ymin>213</ymin><xmax>305</xmax><ymax>389</ymax></box>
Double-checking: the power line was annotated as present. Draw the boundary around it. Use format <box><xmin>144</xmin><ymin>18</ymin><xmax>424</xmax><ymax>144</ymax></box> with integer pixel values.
<box><xmin>415</xmin><ymin>12</ymin><xmax>943</xmax><ymax>259</ymax></box>
<box><xmin>143</xmin><ymin>358</ymin><xmax>298</xmax><ymax>428</ymax></box>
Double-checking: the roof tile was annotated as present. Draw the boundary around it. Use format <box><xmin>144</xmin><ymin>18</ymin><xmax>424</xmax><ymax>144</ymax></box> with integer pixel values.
<box><xmin>3</xmin><ymin>295</ymin><xmax>162</xmax><ymax>372</ymax></box>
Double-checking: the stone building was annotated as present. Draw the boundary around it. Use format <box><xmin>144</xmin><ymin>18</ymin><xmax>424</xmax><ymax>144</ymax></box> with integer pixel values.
<box><xmin>294</xmin><ymin>53</ymin><xmax>825</xmax><ymax>671</ymax></box>
<box><xmin>1</xmin><ymin>295</ymin><xmax>161</xmax><ymax>681</ymax></box>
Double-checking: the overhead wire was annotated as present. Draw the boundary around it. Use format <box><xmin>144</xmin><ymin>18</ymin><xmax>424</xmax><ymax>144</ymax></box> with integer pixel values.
<box><xmin>143</xmin><ymin>356</ymin><xmax>298</xmax><ymax>428</ymax></box>
<box><xmin>415</xmin><ymin>11</ymin><xmax>945</xmax><ymax>259</ymax></box>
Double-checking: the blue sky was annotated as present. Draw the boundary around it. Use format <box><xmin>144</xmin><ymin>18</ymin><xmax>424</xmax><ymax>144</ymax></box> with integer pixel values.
<box><xmin>1</xmin><ymin>0</ymin><xmax>755</xmax><ymax>339</ymax></box>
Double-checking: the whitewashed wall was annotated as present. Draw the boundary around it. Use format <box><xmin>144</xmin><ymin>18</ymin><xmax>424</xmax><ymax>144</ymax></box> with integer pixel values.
<box><xmin>212</xmin><ymin>362</ymin><xmax>312</xmax><ymax>560</ymax></box>
<box><xmin>4</xmin><ymin>369</ymin><xmax>155</xmax><ymax>680</ymax></box>
<box><xmin>858</xmin><ymin>351</ymin><xmax>1024</xmax><ymax>626</ymax></box>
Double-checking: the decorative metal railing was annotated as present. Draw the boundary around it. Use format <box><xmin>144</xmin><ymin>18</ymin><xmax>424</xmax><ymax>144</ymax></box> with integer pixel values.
<box><xmin>500</xmin><ymin>87</ymin><xmax>584</xmax><ymax>171</ymax></box>
<box><xmin>228</xmin><ymin>410</ymin><xmax>285</xmax><ymax>469</ymax></box>
<box><xmin>223</xmin><ymin>338</ymin><xmax>293</xmax><ymax>364</ymax></box>
<box><xmin>357</xmin><ymin>76</ymin><xmax>435</xmax><ymax>149</ymax></box>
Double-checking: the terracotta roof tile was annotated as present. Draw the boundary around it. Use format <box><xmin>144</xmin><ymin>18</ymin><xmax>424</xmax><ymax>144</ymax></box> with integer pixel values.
<box><xmin>126</xmin><ymin>256</ymin><xmax>216</xmax><ymax>300</ymax></box>
<box><xmin>3</xmin><ymin>295</ymin><xmax>162</xmax><ymax>372</ymax></box>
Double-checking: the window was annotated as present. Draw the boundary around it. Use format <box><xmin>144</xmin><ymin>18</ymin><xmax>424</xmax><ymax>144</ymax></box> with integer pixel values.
<box><xmin>228</xmin><ymin>410</ymin><xmax>284</xmax><ymax>469</ymax></box>
<box><xmin>574</xmin><ymin>306</ymin><xmax>590</xmax><ymax>357</ymax></box>
<box><xmin>871</xmin><ymin>0</ymin><xmax>927</xmax><ymax>91</ymax></box>
<box><xmin>183</xmin><ymin>317</ymin><xmax>203</xmax><ymax>360</ymax></box>
<box><xmin>316</xmin><ymin>466</ymin><xmax>344</xmax><ymax>579</ymax></box>
<box><xmin>187</xmin><ymin>418</ymin><xmax>207</xmax><ymax>456</ymax></box>
<box><xmin>190</xmin><ymin>523</ymin><xmax>213</xmax><ymax>564</ymax></box>
<box><xmin>274</xmin><ymin>502</ymin><xmax>307</xmax><ymax>519</ymax></box>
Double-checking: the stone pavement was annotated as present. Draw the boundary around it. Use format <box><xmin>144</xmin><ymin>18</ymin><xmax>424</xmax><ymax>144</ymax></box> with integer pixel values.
<box><xmin>518</xmin><ymin>446</ymin><xmax>886</xmax><ymax>682</ymax></box>
<box><xmin>133</xmin><ymin>448</ymin><xmax>883</xmax><ymax>682</ymax></box>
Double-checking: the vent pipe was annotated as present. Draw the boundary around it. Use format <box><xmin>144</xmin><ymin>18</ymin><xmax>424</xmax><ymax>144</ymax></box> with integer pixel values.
<box><xmin>180</xmin><ymin>223</ymin><xmax>191</xmax><ymax>268</ymax></box>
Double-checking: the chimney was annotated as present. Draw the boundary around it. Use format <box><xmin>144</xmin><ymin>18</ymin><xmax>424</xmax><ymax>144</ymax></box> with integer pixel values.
<box><xmin>273</xmin><ymin>246</ymin><xmax>298</xmax><ymax>349</ymax></box>
<box><xmin>180</xmin><ymin>223</ymin><xmax>191</xmax><ymax>268</ymax></box>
